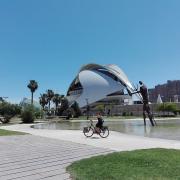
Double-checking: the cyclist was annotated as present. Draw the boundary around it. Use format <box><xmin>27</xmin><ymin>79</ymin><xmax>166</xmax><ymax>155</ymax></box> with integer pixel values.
<box><xmin>95</xmin><ymin>113</ymin><xmax>104</xmax><ymax>133</ymax></box>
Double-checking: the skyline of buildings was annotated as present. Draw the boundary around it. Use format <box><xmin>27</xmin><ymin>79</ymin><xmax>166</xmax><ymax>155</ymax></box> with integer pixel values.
<box><xmin>149</xmin><ymin>80</ymin><xmax>180</xmax><ymax>103</ymax></box>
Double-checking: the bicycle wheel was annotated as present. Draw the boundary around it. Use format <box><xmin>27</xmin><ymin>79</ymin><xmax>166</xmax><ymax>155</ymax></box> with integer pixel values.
<box><xmin>83</xmin><ymin>127</ymin><xmax>94</xmax><ymax>137</ymax></box>
<box><xmin>99</xmin><ymin>127</ymin><xmax>109</xmax><ymax>138</ymax></box>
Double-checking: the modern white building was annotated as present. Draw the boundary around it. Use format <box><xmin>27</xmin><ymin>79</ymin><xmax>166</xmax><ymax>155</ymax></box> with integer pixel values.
<box><xmin>67</xmin><ymin>64</ymin><xmax>136</xmax><ymax>108</ymax></box>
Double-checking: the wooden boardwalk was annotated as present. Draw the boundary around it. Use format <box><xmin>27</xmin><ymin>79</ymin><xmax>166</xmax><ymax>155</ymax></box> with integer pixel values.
<box><xmin>0</xmin><ymin>135</ymin><xmax>113</xmax><ymax>180</ymax></box>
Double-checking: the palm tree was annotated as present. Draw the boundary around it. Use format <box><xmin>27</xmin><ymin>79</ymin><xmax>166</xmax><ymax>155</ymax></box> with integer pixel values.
<box><xmin>52</xmin><ymin>94</ymin><xmax>64</xmax><ymax>115</ymax></box>
<box><xmin>39</xmin><ymin>93</ymin><xmax>48</xmax><ymax>110</ymax></box>
<box><xmin>27</xmin><ymin>80</ymin><xmax>38</xmax><ymax>105</ymax></box>
<box><xmin>46</xmin><ymin>89</ymin><xmax>54</xmax><ymax>112</ymax></box>
<box><xmin>58</xmin><ymin>96</ymin><xmax>69</xmax><ymax>115</ymax></box>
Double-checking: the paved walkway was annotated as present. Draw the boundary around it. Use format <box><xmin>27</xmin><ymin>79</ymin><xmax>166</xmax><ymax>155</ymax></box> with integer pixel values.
<box><xmin>1</xmin><ymin>124</ymin><xmax>180</xmax><ymax>151</ymax></box>
<box><xmin>0</xmin><ymin>135</ymin><xmax>113</xmax><ymax>180</ymax></box>
<box><xmin>1</xmin><ymin>124</ymin><xmax>180</xmax><ymax>180</ymax></box>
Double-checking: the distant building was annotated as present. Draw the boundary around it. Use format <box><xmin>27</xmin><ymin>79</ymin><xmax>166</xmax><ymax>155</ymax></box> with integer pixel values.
<box><xmin>149</xmin><ymin>80</ymin><xmax>180</xmax><ymax>103</ymax></box>
<box><xmin>157</xmin><ymin>94</ymin><xmax>163</xmax><ymax>104</ymax></box>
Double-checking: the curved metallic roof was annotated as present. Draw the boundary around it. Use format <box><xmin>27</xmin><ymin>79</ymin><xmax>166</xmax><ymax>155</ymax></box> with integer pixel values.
<box><xmin>67</xmin><ymin>63</ymin><xmax>139</xmax><ymax>107</ymax></box>
<box><xmin>79</xmin><ymin>63</ymin><xmax>135</xmax><ymax>94</ymax></box>
<box><xmin>79</xmin><ymin>63</ymin><xmax>103</xmax><ymax>72</ymax></box>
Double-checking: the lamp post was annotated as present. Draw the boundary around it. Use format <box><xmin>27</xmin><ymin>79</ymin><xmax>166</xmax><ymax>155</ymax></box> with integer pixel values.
<box><xmin>86</xmin><ymin>98</ymin><xmax>90</xmax><ymax>120</ymax></box>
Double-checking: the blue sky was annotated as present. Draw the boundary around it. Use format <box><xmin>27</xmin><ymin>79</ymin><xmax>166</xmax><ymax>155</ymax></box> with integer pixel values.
<box><xmin>0</xmin><ymin>0</ymin><xmax>180</xmax><ymax>103</ymax></box>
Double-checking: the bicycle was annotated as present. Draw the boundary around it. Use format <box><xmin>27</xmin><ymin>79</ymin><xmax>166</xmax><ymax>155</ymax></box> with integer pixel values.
<box><xmin>83</xmin><ymin>119</ymin><xmax>109</xmax><ymax>138</ymax></box>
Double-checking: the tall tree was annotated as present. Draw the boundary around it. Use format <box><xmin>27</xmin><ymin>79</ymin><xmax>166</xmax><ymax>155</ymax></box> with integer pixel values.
<box><xmin>58</xmin><ymin>96</ymin><xmax>69</xmax><ymax>115</ymax></box>
<box><xmin>39</xmin><ymin>93</ymin><xmax>48</xmax><ymax>110</ymax></box>
<box><xmin>27</xmin><ymin>80</ymin><xmax>38</xmax><ymax>105</ymax></box>
<box><xmin>52</xmin><ymin>94</ymin><xmax>64</xmax><ymax>115</ymax></box>
<box><xmin>46</xmin><ymin>89</ymin><xmax>54</xmax><ymax>112</ymax></box>
<box><xmin>71</xmin><ymin>101</ymin><xmax>81</xmax><ymax>118</ymax></box>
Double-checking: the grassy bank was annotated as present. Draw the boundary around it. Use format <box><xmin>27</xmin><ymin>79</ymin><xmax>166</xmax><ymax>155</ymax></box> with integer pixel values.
<box><xmin>67</xmin><ymin>148</ymin><xmax>180</xmax><ymax>180</ymax></box>
<box><xmin>0</xmin><ymin>129</ymin><xmax>26</xmax><ymax>136</ymax></box>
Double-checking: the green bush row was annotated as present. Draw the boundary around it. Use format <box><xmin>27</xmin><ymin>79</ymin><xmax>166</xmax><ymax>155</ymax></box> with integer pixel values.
<box><xmin>156</xmin><ymin>103</ymin><xmax>180</xmax><ymax>115</ymax></box>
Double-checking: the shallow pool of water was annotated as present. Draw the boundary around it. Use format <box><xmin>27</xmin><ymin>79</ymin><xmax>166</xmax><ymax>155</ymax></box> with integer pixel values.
<box><xmin>32</xmin><ymin>119</ymin><xmax>180</xmax><ymax>141</ymax></box>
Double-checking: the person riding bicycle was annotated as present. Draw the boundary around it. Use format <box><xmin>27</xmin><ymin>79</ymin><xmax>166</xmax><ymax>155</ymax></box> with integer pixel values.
<box><xmin>95</xmin><ymin>113</ymin><xmax>104</xmax><ymax>133</ymax></box>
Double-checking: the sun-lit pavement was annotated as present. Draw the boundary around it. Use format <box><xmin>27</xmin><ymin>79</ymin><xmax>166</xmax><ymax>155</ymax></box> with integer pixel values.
<box><xmin>0</xmin><ymin>134</ymin><xmax>113</xmax><ymax>180</ymax></box>
<box><xmin>0</xmin><ymin>124</ymin><xmax>180</xmax><ymax>180</ymax></box>
<box><xmin>1</xmin><ymin>124</ymin><xmax>180</xmax><ymax>151</ymax></box>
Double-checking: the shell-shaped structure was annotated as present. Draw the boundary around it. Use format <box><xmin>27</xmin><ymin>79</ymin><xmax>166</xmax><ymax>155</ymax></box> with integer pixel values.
<box><xmin>67</xmin><ymin>64</ymin><xmax>135</xmax><ymax>107</ymax></box>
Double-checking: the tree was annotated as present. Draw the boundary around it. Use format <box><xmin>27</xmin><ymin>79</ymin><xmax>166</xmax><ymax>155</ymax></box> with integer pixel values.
<box><xmin>58</xmin><ymin>97</ymin><xmax>69</xmax><ymax>116</ymax></box>
<box><xmin>52</xmin><ymin>94</ymin><xmax>64</xmax><ymax>115</ymax></box>
<box><xmin>27</xmin><ymin>80</ymin><xmax>38</xmax><ymax>105</ymax></box>
<box><xmin>39</xmin><ymin>93</ymin><xmax>48</xmax><ymax>110</ymax></box>
<box><xmin>46</xmin><ymin>89</ymin><xmax>54</xmax><ymax>112</ymax></box>
<box><xmin>0</xmin><ymin>102</ymin><xmax>22</xmax><ymax>123</ymax></box>
<box><xmin>71</xmin><ymin>101</ymin><xmax>81</xmax><ymax>118</ymax></box>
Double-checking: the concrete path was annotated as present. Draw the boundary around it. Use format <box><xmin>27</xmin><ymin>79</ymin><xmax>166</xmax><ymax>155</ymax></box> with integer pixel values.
<box><xmin>0</xmin><ymin>135</ymin><xmax>113</xmax><ymax>180</ymax></box>
<box><xmin>1</xmin><ymin>124</ymin><xmax>180</xmax><ymax>180</ymax></box>
<box><xmin>1</xmin><ymin>124</ymin><xmax>180</xmax><ymax>151</ymax></box>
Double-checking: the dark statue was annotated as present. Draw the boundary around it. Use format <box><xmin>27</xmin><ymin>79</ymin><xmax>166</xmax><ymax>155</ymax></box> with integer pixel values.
<box><xmin>132</xmin><ymin>81</ymin><xmax>155</xmax><ymax>126</ymax></box>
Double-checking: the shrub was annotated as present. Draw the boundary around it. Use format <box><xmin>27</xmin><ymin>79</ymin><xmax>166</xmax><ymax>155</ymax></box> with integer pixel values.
<box><xmin>62</xmin><ymin>108</ymin><xmax>74</xmax><ymax>120</ymax></box>
<box><xmin>34</xmin><ymin>108</ymin><xmax>43</xmax><ymax>119</ymax></box>
<box><xmin>0</xmin><ymin>102</ymin><xmax>22</xmax><ymax>124</ymax></box>
<box><xmin>157</xmin><ymin>103</ymin><xmax>177</xmax><ymax>116</ymax></box>
<box><xmin>21</xmin><ymin>106</ymin><xmax>35</xmax><ymax>123</ymax></box>
<box><xmin>0</xmin><ymin>102</ymin><xmax>21</xmax><ymax>116</ymax></box>
<box><xmin>3</xmin><ymin>114</ymin><xmax>12</xmax><ymax>123</ymax></box>
<box><xmin>176</xmin><ymin>109</ymin><xmax>180</xmax><ymax>115</ymax></box>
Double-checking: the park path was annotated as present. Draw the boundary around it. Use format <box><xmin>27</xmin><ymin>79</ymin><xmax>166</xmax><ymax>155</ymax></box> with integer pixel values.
<box><xmin>1</xmin><ymin>123</ymin><xmax>180</xmax><ymax>180</ymax></box>
<box><xmin>1</xmin><ymin>124</ymin><xmax>180</xmax><ymax>151</ymax></box>
<box><xmin>0</xmin><ymin>135</ymin><xmax>113</xmax><ymax>180</ymax></box>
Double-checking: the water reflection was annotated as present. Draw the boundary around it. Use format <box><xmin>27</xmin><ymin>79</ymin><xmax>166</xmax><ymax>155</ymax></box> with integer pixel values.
<box><xmin>33</xmin><ymin>119</ymin><xmax>180</xmax><ymax>141</ymax></box>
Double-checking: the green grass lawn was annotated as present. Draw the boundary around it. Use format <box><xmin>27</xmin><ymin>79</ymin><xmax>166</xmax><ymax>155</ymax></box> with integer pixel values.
<box><xmin>67</xmin><ymin>148</ymin><xmax>180</xmax><ymax>180</ymax></box>
<box><xmin>0</xmin><ymin>129</ymin><xmax>26</xmax><ymax>136</ymax></box>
